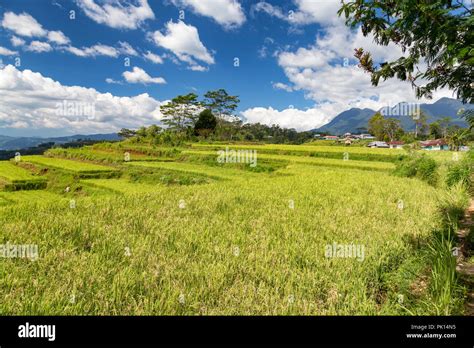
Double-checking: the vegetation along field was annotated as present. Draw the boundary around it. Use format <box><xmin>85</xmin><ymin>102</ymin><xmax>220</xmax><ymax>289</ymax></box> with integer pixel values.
<box><xmin>0</xmin><ymin>142</ymin><xmax>472</xmax><ymax>315</ymax></box>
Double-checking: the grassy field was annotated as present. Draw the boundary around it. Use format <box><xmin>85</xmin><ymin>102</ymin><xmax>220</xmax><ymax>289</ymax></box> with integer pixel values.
<box><xmin>0</xmin><ymin>143</ymin><xmax>470</xmax><ymax>315</ymax></box>
<box><xmin>191</xmin><ymin>143</ymin><xmax>406</xmax><ymax>154</ymax></box>
<box><xmin>181</xmin><ymin>150</ymin><xmax>395</xmax><ymax>171</ymax></box>
<box><xmin>0</xmin><ymin>162</ymin><xmax>47</xmax><ymax>190</ymax></box>
<box><xmin>45</xmin><ymin>146</ymin><xmax>170</xmax><ymax>163</ymax></box>
<box><xmin>190</xmin><ymin>143</ymin><xmax>405</xmax><ymax>162</ymax></box>
<box><xmin>0</xmin><ymin>190</ymin><xmax>64</xmax><ymax>204</ymax></box>
<box><xmin>21</xmin><ymin>156</ymin><xmax>118</xmax><ymax>174</ymax></box>
<box><xmin>0</xmin><ymin>162</ymin><xmax>44</xmax><ymax>181</ymax></box>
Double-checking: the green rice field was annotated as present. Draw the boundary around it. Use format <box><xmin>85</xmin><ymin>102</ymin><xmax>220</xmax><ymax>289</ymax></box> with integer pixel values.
<box><xmin>0</xmin><ymin>143</ymin><xmax>470</xmax><ymax>315</ymax></box>
<box><xmin>21</xmin><ymin>155</ymin><xmax>118</xmax><ymax>173</ymax></box>
<box><xmin>0</xmin><ymin>161</ymin><xmax>47</xmax><ymax>190</ymax></box>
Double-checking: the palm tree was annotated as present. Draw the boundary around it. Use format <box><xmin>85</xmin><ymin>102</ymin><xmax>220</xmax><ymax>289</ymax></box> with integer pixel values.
<box><xmin>447</xmin><ymin>129</ymin><xmax>469</xmax><ymax>151</ymax></box>
<box><xmin>463</xmin><ymin>110</ymin><xmax>473</xmax><ymax>130</ymax></box>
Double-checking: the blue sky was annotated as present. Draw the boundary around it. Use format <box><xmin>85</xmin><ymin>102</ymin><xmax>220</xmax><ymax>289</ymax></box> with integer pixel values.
<box><xmin>0</xmin><ymin>0</ymin><xmax>455</xmax><ymax>137</ymax></box>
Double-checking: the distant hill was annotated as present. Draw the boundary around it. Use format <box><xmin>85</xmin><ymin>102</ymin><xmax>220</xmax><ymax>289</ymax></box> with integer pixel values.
<box><xmin>0</xmin><ymin>133</ymin><xmax>120</xmax><ymax>151</ymax></box>
<box><xmin>314</xmin><ymin>97</ymin><xmax>472</xmax><ymax>135</ymax></box>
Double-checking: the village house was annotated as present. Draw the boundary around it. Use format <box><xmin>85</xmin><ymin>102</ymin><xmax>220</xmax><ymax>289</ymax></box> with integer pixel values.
<box><xmin>388</xmin><ymin>141</ymin><xmax>405</xmax><ymax>149</ymax></box>
<box><xmin>420</xmin><ymin>139</ymin><xmax>449</xmax><ymax>151</ymax></box>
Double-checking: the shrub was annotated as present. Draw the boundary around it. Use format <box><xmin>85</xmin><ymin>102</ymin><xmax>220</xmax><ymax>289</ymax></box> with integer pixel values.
<box><xmin>393</xmin><ymin>153</ymin><xmax>439</xmax><ymax>185</ymax></box>
<box><xmin>446</xmin><ymin>161</ymin><xmax>471</xmax><ymax>189</ymax></box>
<box><xmin>421</xmin><ymin>183</ymin><xmax>471</xmax><ymax>314</ymax></box>
<box><xmin>446</xmin><ymin>148</ymin><xmax>473</xmax><ymax>190</ymax></box>
<box><xmin>436</xmin><ymin>183</ymin><xmax>469</xmax><ymax>230</ymax></box>
<box><xmin>425</xmin><ymin>228</ymin><xmax>464</xmax><ymax>315</ymax></box>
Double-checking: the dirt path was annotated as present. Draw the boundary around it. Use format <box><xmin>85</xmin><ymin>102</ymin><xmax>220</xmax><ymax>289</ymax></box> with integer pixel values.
<box><xmin>456</xmin><ymin>199</ymin><xmax>474</xmax><ymax>315</ymax></box>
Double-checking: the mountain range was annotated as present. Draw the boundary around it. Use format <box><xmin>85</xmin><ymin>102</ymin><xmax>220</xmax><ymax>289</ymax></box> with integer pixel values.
<box><xmin>314</xmin><ymin>97</ymin><xmax>473</xmax><ymax>135</ymax></box>
<box><xmin>0</xmin><ymin>133</ymin><xmax>120</xmax><ymax>151</ymax></box>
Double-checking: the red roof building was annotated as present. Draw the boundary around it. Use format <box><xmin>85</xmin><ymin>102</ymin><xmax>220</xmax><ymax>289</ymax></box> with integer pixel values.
<box><xmin>420</xmin><ymin>139</ymin><xmax>447</xmax><ymax>147</ymax></box>
<box><xmin>420</xmin><ymin>139</ymin><xmax>449</xmax><ymax>150</ymax></box>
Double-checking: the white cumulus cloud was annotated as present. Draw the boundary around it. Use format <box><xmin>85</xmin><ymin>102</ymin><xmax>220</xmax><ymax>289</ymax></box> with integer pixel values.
<box><xmin>122</xmin><ymin>66</ymin><xmax>166</xmax><ymax>84</ymax></box>
<box><xmin>242</xmin><ymin>104</ymin><xmax>335</xmax><ymax>131</ymax></box>
<box><xmin>105</xmin><ymin>78</ymin><xmax>123</xmax><ymax>84</ymax></box>
<box><xmin>143</xmin><ymin>51</ymin><xmax>164</xmax><ymax>64</ymax></box>
<box><xmin>76</xmin><ymin>0</ymin><xmax>155</xmax><ymax>29</ymax></box>
<box><xmin>170</xmin><ymin>0</ymin><xmax>246</xmax><ymax>29</ymax></box>
<box><xmin>253</xmin><ymin>0</ymin><xmax>343</xmax><ymax>27</ymax></box>
<box><xmin>1</xmin><ymin>12</ymin><xmax>71</xmax><ymax>47</ymax></box>
<box><xmin>274</xmin><ymin>24</ymin><xmax>452</xmax><ymax>107</ymax></box>
<box><xmin>272</xmin><ymin>82</ymin><xmax>294</xmax><ymax>92</ymax></box>
<box><xmin>0</xmin><ymin>46</ymin><xmax>18</xmax><ymax>56</ymax></box>
<box><xmin>10</xmin><ymin>36</ymin><xmax>26</xmax><ymax>47</ymax></box>
<box><xmin>1</xmin><ymin>12</ymin><xmax>47</xmax><ymax>37</ymax></box>
<box><xmin>26</xmin><ymin>41</ymin><xmax>53</xmax><ymax>53</ymax></box>
<box><xmin>47</xmin><ymin>30</ymin><xmax>71</xmax><ymax>45</ymax></box>
<box><xmin>150</xmin><ymin>20</ymin><xmax>214</xmax><ymax>70</ymax></box>
<box><xmin>118</xmin><ymin>41</ymin><xmax>138</xmax><ymax>56</ymax></box>
<box><xmin>0</xmin><ymin>65</ymin><xmax>165</xmax><ymax>134</ymax></box>
<box><xmin>63</xmin><ymin>44</ymin><xmax>119</xmax><ymax>57</ymax></box>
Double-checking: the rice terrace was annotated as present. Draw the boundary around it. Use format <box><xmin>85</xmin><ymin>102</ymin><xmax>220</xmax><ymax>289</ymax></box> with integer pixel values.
<box><xmin>1</xmin><ymin>140</ymin><xmax>473</xmax><ymax>315</ymax></box>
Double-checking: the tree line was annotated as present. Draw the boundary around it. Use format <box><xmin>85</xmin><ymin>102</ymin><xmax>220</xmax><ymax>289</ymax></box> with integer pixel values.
<box><xmin>118</xmin><ymin>89</ymin><xmax>314</xmax><ymax>145</ymax></box>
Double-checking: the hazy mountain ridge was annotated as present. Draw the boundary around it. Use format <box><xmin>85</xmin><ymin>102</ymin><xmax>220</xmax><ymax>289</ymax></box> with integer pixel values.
<box><xmin>315</xmin><ymin>97</ymin><xmax>472</xmax><ymax>135</ymax></box>
<box><xmin>0</xmin><ymin>133</ymin><xmax>120</xmax><ymax>151</ymax></box>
